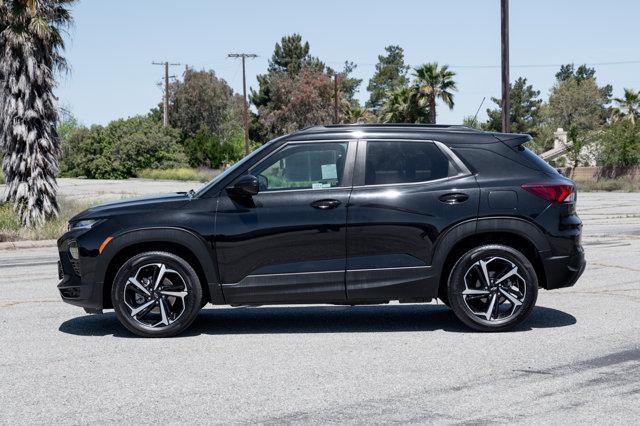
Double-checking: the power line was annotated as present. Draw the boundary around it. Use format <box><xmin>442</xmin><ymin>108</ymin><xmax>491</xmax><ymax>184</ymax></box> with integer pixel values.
<box><xmin>321</xmin><ymin>59</ymin><xmax>640</xmax><ymax>69</ymax></box>
<box><xmin>152</xmin><ymin>61</ymin><xmax>181</xmax><ymax>127</ymax></box>
<box><xmin>228</xmin><ymin>53</ymin><xmax>258</xmax><ymax>155</ymax></box>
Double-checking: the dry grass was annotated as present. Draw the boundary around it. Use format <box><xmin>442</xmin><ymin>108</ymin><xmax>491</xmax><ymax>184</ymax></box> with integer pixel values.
<box><xmin>0</xmin><ymin>197</ymin><xmax>97</xmax><ymax>242</ymax></box>
<box><xmin>574</xmin><ymin>177</ymin><xmax>640</xmax><ymax>192</ymax></box>
<box><xmin>137</xmin><ymin>167</ymin><xmax>217</xmax><ymax>183</ymax></box>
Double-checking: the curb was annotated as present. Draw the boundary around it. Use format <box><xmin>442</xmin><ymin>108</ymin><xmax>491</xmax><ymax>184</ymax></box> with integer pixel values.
<box><xmin>0</xmin><ymin>239</ymin><xmax>57</xmax><ymax>251</ymax></box>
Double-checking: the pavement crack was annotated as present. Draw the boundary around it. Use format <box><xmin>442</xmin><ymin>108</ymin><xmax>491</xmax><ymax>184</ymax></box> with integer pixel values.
<box><xmin>0</xmin><ymin>299</ymin><xmax>58</xmax><ymax>307</ymax></box>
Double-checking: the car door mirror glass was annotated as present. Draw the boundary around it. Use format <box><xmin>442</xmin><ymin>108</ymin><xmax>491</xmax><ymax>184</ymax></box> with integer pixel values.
<box><xmin>257</xmin><ymin>174</ymin><xmax>269</xmax><ymax>191</ymax></box>
<box><xmin>229</xmin><ymin>175</ymin><xmax>260</xmax><ymax>196</ymax></box>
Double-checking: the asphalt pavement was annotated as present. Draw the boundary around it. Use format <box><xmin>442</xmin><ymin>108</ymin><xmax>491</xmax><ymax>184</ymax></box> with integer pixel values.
<box><xmin>0</xmin><ymin>191</ymin><xmax>638</xmax><ymax>424</ymax></box>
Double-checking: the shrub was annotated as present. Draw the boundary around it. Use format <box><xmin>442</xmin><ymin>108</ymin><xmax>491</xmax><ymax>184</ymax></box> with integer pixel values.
<box><xmin>59</xmin><ymin>115</ymin><xmax>188</xmax><ymax>179</ymax></box>
<box><xmin>183</xmin><ymin>125</ymin><xmax>253</xmax><ymax>168</ymax></box>
<box><xmin>184</xmin><ymin>126</ymin><xmax>222</xmax><ymax>168</ymax></box>
<box><xmin>599</xmin><ymin>120</ymin><xmax>640</xmax><ymax>167</ymax></box>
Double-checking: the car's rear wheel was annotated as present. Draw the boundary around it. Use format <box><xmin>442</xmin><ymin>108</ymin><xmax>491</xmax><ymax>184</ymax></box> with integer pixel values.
<box><xmin>111</xmin><ymin>251</ymin><xmax>202</xmax><ymax>337</ymax></box>
<box><xmin>447</xmin><ymin>244</ymin><xmax>538</xmax><ymax>332</ymax></box>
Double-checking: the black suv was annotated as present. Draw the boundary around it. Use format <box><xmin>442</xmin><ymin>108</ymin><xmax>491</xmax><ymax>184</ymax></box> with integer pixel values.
<box><xmin>57</xmin><ymin>124</ymin><xmax>585</xmax><ymax>337</ymax></box>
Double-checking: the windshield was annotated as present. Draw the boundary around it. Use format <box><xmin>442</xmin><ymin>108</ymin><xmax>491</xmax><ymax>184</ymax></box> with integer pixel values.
<box><xmin>193</xmin><ymin>141</ymin><xmax>274</xmax><ymax>197</ymax></box>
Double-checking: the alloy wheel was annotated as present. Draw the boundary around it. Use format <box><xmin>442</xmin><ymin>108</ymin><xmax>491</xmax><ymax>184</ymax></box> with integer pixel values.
<box><xmin>123</xmin><ymin>263</ymin><xmax>189</xmax><ymax>329</ymax></box>
<box><xmin>462</xmin><ymin>256</ymin><xmax>527</xmax><ymax>322</ymax></box>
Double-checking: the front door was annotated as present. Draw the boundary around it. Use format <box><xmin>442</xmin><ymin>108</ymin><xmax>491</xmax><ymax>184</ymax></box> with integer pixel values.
<box><xmin>216</xmin><ymin>140</ymin><xmax>355</xmax><ymax>304</ymax></box>
<box><xmin>346</xmin><ymin>139</ymin><xmax>480</xmax><ymax>301</ymax></box>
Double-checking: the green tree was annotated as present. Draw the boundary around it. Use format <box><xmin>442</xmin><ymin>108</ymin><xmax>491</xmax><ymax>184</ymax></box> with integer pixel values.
<box><xmin>463</xmin><ymin>116</ymin><xmax>481</xmax><ymax>129</ymax></box>
<box><xmin>257</xmin><ymin>67</ymin><xmax>348</xmax><ymax>139</ymax></box>
<box><xmin>168</xmin><ymin>67</ymin><xmax>242</xmax><ymax>140</ymax></box>
<box><xmin>268</xmin><ymin>33</ymin><xmax>323</xmax><ymax>75</ymax></box>
<box><xmin>366</xmin><ymin>45</ymin><xmax>410</xmax><ymax>110</ymax></box>
<box><xmin>251</xmin><ymin>34</ymin><xmax>323</xmax><ymax>110</ymax></box>
<box><xmin>483</xmin><ymin>77</ymin><xmax>543</xmax><ymax>136</ymax></box>
<box><xmin>599</xmin><ymin>120</ymin><xmax>640</xmax><ymax>168</ymax></box>
<box><xmin>612</xmin><ymin>88</ymin><xmax>640</xmax><ymax>124</ymax></box>
<box><xmin>556</xmin><ymin>63</ymin><xmax>613</xmax><ymax>98</ymax></box>
<box><xmin>0</xmin><ymin>0</ymin><xmax>75</xmax><ymax>226</ymax></box>
<box><xmin>378</xmin><ymin>87</ymin><xmax>428</xmax><ymax>123</ymax></box>
<box><xmin>546</xmin><ymin>70</ymin><xmax>610</xmax><ymax>173</ymax></box>
<box><xmin>327</xmin><ymin>61</ymin><xmax>362</xmax><ymax>105</ymax></box>
<box><xmin>413</xmin><ymin>63</ymin><xmax>457</xmax><ymax>124</ymax></box>
<box><xmin>344</xmin><ymin>104</ymin><xmax>375</xmax><ymax>124</ymax></box>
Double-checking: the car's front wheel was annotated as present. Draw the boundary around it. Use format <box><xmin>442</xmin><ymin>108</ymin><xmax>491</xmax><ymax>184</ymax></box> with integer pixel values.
<box><xmin>111</xmin><ymin>251</ymin><xmax>203</xmax><ymax>337</ymax></box>
<box><xmin>447</xmin><ymin>244</ymin><xmax>538</xmax><ymax>332</ymax></box>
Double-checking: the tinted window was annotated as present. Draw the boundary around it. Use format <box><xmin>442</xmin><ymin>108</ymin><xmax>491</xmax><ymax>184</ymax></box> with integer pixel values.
<box><xmin>365</xmin><ymin>141</ymin><xmax>454</xmax><ymax>185</ymax></box>
<box><xmin>251</xmin><ymin>142</ymin><xmax>348</xmax><ymax>191</ymax></box>
<box><xmin>519</xmin><ymin>146</ymin><xmax>562</xmax><ymax>177</ymax></box>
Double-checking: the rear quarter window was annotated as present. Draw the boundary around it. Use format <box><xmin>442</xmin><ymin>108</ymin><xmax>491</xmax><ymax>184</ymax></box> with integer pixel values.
<box><xmin>518</xmin><ymin>147</ymin><xmax>562</xmax><ymax>177</ymax></box>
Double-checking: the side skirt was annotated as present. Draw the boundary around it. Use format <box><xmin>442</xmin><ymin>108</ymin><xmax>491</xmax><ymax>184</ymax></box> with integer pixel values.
<box><xmin>221</xmin><ymin>270</ymin><xmax>346</xmax><ymax>304</ymax></box>
<box><xmin>346</xmin><ymin>266</ymin><xmax>437</xmax><ymax>301</ymax></box>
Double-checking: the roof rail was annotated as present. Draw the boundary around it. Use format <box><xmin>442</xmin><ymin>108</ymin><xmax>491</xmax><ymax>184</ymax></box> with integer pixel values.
<box><xmin>298</xmin><ymin>123</ymin><xmax>481</xmax><ymax>133</ymax></box>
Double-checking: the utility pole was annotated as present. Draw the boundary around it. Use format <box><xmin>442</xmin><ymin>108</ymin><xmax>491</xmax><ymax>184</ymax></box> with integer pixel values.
<box><xmin>228</xmin><ymin>53</ymin><xmax>258</xmax><ymax>155</ymax></box>
<box><xmin>152</xmin><ymin>61</ymin><xmax>180</xmax><ymax>126</ymax></box>
<box><xmin>500</xmin><ymin>0</ymin><xmax>510</xmax><ymax>133</ymax></box>
<box><xmin>333</xmin><ymin>73</ymin><xmax>339</xmax><ymax>124</ymax></box>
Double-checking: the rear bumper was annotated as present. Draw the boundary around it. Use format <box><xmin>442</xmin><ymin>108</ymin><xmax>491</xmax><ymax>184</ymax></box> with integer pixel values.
<box><xmin>541</xmin><ymin>246</ymin><xmax>586</xmax><ymax>290</ymax></box>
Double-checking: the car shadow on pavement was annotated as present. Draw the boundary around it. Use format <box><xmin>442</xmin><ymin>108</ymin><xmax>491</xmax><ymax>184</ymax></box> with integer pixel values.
<box><xmin>58</xmin><ymin>304</ymin><xmax>576</xmax><ymax>338</ymax></box>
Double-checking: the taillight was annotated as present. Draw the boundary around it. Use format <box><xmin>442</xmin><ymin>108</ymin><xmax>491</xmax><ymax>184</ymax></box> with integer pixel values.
<box><xmin>521</xmin><ymin>183</ymin><xmax>575</xmax><ymax>203</ymax></box>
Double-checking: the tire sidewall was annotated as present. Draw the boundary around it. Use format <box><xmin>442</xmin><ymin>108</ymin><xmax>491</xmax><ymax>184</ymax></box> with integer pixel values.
<box><xmin>447</xmin><ymin>245</ymin><xmax>538</xmax><ymax>332</ymax></box>
<box><xmin>112</xmin><ymin>251</ymin><xmax>203</xmax><ymax>337</ymax></box>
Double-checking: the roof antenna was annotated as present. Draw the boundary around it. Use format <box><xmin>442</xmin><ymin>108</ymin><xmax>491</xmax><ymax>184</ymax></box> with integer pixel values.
<box><xmin>473</xmin><ymin>96</ymin><xmax>486</xmax><ymax>122</ymax></box>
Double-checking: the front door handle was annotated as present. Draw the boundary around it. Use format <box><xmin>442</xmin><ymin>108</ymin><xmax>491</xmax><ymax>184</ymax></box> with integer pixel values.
<box><xmin>310</xmin><ymin>199</ymin><xmax>341</xmax><ymax>210</ymax></box>
<box><xmin>439</xmin><ymin>193</ymin><xmax>469</xmax><ymax>204</ymax></box>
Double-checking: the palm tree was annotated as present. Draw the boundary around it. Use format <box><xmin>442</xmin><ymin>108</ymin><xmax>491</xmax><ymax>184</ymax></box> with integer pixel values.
<box><xmin>344</xmin><ymin>104</ymin><xmax>375</xmax><ymax>124</ymax></box>
<box><xmin>0</xmin><ymin>0</ymin><xmax>74</xmax><ymax>226</ymax></box>
<box><xmin>413</xmin><ymin>63</ymin><xmax>457</xmax><ymax>124</ymax></box>
<box><xmin>612</xmin><ymin>88</ymin><xmax>640</xmax><ymax>124</ymax></box>
<box><xmin>378</xmin><ymin>87</ymin><xmax>429</xmax><ymax>123</ymax></box>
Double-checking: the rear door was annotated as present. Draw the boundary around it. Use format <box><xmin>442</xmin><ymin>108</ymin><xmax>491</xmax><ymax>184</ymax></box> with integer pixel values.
<box><xmin>346</xmin><ymin>139</ymin><xmax>480</xmax><ymax>301</ymax></box>
<box><xmin>216</xmin><ymin>140</ymin><xmax>356</xmax><ymax>304</ymax></box>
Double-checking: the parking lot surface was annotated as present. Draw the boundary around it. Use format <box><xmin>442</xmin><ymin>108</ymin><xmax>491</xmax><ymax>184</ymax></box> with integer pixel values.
<box><xmin>1</xmin><ymin>190</ymin><xmax>638</xmax><ymax>424</ymax></box>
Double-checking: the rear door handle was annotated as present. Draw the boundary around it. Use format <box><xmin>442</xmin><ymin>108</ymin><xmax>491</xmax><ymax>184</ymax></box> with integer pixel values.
<box><xmin>310</xmin><ymin>199</ymin><xmax>341</xmax><ymax>210</ymax></box>
<box><xmin>439</xmin><ymin>193</ymin><xmax>469</xmax><ymax>204</ymax></box>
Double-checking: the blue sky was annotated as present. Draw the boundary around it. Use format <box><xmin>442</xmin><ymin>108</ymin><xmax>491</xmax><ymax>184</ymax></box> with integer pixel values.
<box><xmin>57</xmin><ymin>0</ymin><xmax>640</xmax><ymax>126</ymax></box>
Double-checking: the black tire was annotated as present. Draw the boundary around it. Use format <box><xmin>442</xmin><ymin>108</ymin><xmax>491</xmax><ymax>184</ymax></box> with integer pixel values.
<box><xmin>438</xmin><ymin>286</ymin><xmax>451</xmax><ymax>308</ymax></box>
<box><xmin>447</xmin><ymin>244</ymin><xmax>538</xmax><ymax>332</ymax></box>
<box><xmin>111</xmin><ymin>251</ymin><xmax>203</xmax><ymax>337</ymax></box>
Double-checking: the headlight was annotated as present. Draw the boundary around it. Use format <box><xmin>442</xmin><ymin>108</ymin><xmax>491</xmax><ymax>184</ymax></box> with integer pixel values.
<box><xmin>69</xmin><ymin>240</ymin><xmax>80</xmax><ymax>259</ymax></box>
<box><xmin>68</xmin><ymin>219</ymin><xmax>103</xmax><ymax>231</ymax></box>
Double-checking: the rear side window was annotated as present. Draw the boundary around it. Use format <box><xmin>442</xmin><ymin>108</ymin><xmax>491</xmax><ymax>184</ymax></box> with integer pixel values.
<box><xmin>365</xmin><ymin>141</ymin><xmax>455</xmax><ymax>185</ymax></box>
<box><xmin>519</xmin><ymin>146</ymin><xmax>562</xmax><ymax>177</ymax></box>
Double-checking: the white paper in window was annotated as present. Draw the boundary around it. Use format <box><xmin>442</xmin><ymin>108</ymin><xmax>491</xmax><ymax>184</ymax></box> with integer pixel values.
<box><xmin>321</xmin><ymin>163</ymin><xmax>337</xmax><ymax>180</ymax></box>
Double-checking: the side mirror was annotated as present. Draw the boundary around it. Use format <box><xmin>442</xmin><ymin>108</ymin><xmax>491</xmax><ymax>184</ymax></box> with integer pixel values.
<box><xmin>228</xmin><ymin>174</ymin><xmax>259</xmax><ymax>196</ymax></box>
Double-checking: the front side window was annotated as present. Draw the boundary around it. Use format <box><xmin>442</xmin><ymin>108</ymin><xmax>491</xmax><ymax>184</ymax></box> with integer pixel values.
<box><xmin>364</xmin><ymin>141</ymin><xmax>455</xmax><ymax>185</ymax></box>
<box><xmin>251</xmin><ymin>142</ymin><xmax>348</xmax><ymax>191</ymax></box>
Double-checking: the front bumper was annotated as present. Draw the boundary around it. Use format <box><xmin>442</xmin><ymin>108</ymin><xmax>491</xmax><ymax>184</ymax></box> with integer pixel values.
<box><xmin>541</xmin><ymin>245</ymin><xmax>586</xmax><ymax>290</ymax></box>
<box><xmin>57</xmin><ymin>238</ymin><xmax>103</xmax><ymax>310</ymax></box>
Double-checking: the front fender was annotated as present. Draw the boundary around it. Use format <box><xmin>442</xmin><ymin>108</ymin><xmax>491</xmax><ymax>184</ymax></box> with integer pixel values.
<box><xmin>96</xmin><ymin>227</ymin><xmax>223</xmax><ymax>305</ymax></box>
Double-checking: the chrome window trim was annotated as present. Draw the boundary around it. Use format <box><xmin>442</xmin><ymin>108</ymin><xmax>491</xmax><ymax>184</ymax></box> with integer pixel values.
<box><xmin>246</xmin><ymin>139</ymin><xmax>355</xmax><ymax>193</ymax></box>
<box><xmin>353</xmin><ymin>138</ymin><xmax>473</xmax><ymax>189</ymax></box>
